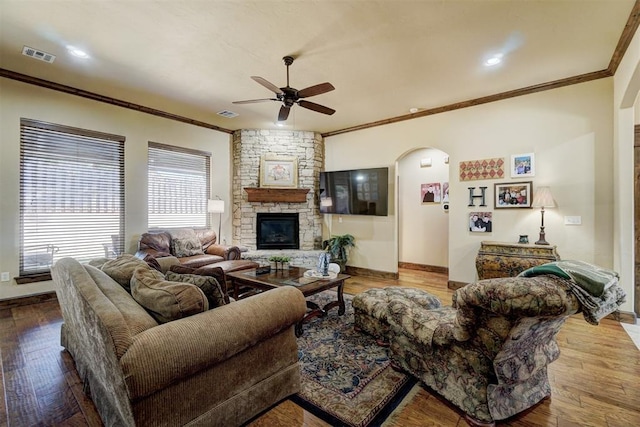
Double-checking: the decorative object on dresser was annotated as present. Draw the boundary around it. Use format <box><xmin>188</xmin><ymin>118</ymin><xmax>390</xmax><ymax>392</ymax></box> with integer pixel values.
<box><xmin>531</xmin><ymin>186</ymin><xmax>556</xmax><ymax>245</ymax></box>
<box><xmin>476</xmin><ymin>240</ymin><xmax>560</xmax><ymax>280</ymax></box>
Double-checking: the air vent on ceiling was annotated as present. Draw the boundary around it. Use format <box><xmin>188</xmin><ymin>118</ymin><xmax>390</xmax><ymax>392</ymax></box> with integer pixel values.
<box><xmin>217</xmin><ymin>110</ymin><xmax>239</xmax><ymax>118</ymax></box>
<box><xmin>22</xmin><ymin>46</ymin><xmax>56</xmax><ymax>63</ymax></box>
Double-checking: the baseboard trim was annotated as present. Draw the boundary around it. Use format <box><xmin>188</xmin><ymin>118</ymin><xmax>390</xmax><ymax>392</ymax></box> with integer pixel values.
<box><xmin>605</xmin><ymin>310</ymin><xmax>637</xmax><ymax>325</ymax></box>
<box><xmin>0</xmin><ymin>291</ymin><xmax>58</xmax><ymax>311</ymax></box>
<box><xmin>344</xmin><ymin>266</ymin><xmax>398</xmax><ymax>280</ymax></box>
<box><xmin>447</xmin><ymin>280</ymin><xmax>468</xmax><ymax>290</ymax></box>
<box><xmin>398</xmin><ymin>262</ymin><xmax>448</xmax><ymax>275</ymax></box>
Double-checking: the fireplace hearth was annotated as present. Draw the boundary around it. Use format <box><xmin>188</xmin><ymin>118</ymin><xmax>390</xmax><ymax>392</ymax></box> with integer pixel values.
<box><xmin>256</xmin><ymin>213</ymin><xmax>300</xmax><ymax>250</ymax></box>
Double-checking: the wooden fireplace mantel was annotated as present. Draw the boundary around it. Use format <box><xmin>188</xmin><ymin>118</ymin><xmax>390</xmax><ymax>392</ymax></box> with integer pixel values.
<box><xmin>244</xmin><ymin>187</ymin><xmax>310</xmax><ymax>203</ymax></box>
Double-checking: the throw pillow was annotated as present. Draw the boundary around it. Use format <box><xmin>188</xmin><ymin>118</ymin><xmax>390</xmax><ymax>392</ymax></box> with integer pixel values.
<box><xmin>101</xmin><ymin>254</ymin><xmax>150</xmax><ymax>292</ymax></box>
<box><xmin>131</xmin><ymin>267</ymin><xmax>208</xmax><ymax>323</ymax></box>
<box><xmin>170</xmin><ymin>229</ymin><xmax>204</xmax><ymax>257</ymax></box>
<box><xmin>169</xmin><ymin>264</ymin><xmax>229</xmax><ymax>303</ymax></box>
<box><xmin>165</xmin><ymin>271</ymin><xmax>227</xmax><ymax>309</ymax></box>
<box><xmin>141</xmin><ymin>253</ymin><xmax>163</xmax><ymax>272</ymax></box>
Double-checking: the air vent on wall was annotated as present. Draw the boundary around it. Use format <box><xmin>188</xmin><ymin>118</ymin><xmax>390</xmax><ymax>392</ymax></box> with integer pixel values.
<box><xmin>22</xmin><ymin>46</ymin><xmax>56</xmax><ymax>63</ymax></box>
<box><xmin>217</xmin><ymin>110</ymin><xmax>239</xmax><ymax>118</ymax></box>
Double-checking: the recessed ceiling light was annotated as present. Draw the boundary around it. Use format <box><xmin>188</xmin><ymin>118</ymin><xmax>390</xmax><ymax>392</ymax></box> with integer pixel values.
<box><xmin>409</xmin><ymin>107</ymin><xmax>419</xmax><ymax>114</ymax></box>
<box><xmin>484</xmin><ymin>54</ymin><xmax>503</xmax><ymax>67</ymax></box>
<box><xmin>66</xmin><ymin>45</ymin><xmax>90</xmax><ymax>59</ymax></box>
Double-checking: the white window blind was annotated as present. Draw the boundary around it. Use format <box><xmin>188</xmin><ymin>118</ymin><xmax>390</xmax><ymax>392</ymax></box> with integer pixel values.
<box><xmin>148</xmin><ymin>142</ymin><xmax>211</xmax><ymax>228</ymax></box>
<box><xmin>19</xmin><ymin>119</ymin><xmax>125</xmax><ymax>278</ymax></box>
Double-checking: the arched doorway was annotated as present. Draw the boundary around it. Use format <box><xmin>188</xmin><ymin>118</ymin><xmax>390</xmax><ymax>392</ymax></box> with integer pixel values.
<box><xmin>396</xmin><ymin>147</ymin><xmax>450</xmax><ymax>273</ymax></box>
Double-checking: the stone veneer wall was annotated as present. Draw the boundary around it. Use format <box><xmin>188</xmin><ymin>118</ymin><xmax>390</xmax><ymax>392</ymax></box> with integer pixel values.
<box><xmin>232</xmin><ymin>129</ymin><xmax>324</xmax><ymax>251</ymax></box>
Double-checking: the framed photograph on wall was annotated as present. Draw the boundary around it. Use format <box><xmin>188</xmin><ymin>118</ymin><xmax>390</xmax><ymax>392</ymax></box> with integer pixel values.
<box><xmin>510</xmin><ymin>153</ymin><xmax>535</xmax><ymax>178</ymax></box>
<box><xmin>469</xmin><ymin>212</ymin><xmax>492</xmax><ymax>232</ymax></box>
<box><xmin>421</xmin><ymin>182</ymin><xmax>441</xmax><ymax>203</ymax></box>
<box><xmin>260</xmin><ymin>155</ymin><xmax>298</xmax><ymax>188</ymax></box>
<box><xmin>494</xmin><ymin>181</ymin><xmax>533</xmax><ymax>208</ymax></box>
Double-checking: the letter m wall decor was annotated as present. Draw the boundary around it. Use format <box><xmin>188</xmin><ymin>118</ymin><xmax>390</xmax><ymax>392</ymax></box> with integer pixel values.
<box><xmin>459</xmin><ymin>158</ymin><xmax>505</xmax><ymax>181</ymax></box>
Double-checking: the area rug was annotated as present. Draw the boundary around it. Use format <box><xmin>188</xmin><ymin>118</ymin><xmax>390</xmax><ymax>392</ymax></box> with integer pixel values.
<box><xmin>292</xmin><ymin>291</ymin><xmax>417</xmax><ymax>427</ymax></box>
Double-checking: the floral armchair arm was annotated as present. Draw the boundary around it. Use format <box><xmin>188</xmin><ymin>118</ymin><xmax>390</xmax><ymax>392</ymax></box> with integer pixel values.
<box><xmin>451</xmin><ymin>275</ymin><xmax>580</xmax><ymax>342</ymax></box>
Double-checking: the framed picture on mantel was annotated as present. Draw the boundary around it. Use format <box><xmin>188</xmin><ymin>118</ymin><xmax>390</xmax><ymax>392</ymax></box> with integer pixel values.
<box><xmin>260</xmin><ymin>155</ymin><xmax>298</xmax><ymax>188</ymax></box>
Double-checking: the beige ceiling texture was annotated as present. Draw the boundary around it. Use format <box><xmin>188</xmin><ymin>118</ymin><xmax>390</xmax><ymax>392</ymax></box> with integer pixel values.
<box><xmin>0</xmin><ymin>0</ymin><xmax>636</xmax><ymax>135</ymax></box>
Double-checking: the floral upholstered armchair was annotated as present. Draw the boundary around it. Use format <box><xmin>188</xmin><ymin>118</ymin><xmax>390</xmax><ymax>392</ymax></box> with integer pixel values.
<box><xmin>385</xmin><ymin>271</ymin><xmax>625</xmax><ymax>426</ymax></box>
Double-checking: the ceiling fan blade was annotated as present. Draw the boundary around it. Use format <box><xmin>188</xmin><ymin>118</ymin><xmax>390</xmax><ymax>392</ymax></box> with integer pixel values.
<box><xmin>298</xmin><ymin>82</ymin><xmax>335</xmax><ymax>98</ymax></box>
<box><xmin>298</xmin><ymin>100</ymin><xmax>336</xmax><ymax>115</ymax></box>
<box><xmin>251</xmin><ymin>76</ymin><xmax>284</xmax><ymax>95</ymax></box>
<box><xmin>278</xmin><ymin>105</ymin><xmax>291</xmax><ymax>121</ymax></box>
<box><xmin>232</xmin><ymin>98</ymin><xmax>277</xmax><ymax>104</ymax></box>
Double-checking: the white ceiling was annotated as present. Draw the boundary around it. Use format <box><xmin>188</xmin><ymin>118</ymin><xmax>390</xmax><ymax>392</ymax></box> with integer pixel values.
<box><xmin>0</xmin><ymin>0</ymin><xmax>635</xmax><ymax>134</ymax></box>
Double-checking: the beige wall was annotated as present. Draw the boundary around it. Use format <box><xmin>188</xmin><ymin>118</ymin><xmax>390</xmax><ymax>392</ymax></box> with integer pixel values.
<box><xmin>325</xmin><ymin>78</ymin><xmax>618</xmax><ymax>300</ymax></box>
<box><xmin>0</xmin><ymin>78</ymin><xmax>231</xmax><ymax>300</ymax></box>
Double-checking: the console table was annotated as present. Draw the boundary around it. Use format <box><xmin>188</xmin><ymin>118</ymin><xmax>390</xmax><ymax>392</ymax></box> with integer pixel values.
<box><xmin>475</xmin><ymin>241</ymin><xmax>561</xmax><ymax>280</ymax></box>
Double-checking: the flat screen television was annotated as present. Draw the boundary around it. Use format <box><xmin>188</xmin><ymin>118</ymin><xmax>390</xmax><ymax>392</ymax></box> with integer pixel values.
<box><xmin>319</xmin><ymin>167</ymin><xmax>389</xmax><ymax>216</ymax></box>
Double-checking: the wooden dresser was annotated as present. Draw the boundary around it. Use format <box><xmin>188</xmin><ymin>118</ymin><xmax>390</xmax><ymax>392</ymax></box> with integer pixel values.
<box><xmin>475</xmin><ymin>241</ymin><xmax>561</xmax><ymax>280</ymax></box>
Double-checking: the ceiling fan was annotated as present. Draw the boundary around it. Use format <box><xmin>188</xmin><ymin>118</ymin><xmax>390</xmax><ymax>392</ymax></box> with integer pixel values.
<box><xmin>233</xmin><ymin>56</ymin><xmax>336</xmax><ymax>122</ymax></box>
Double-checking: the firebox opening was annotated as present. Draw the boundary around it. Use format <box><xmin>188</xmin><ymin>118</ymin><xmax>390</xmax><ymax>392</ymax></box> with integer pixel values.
<box><xmin>256</xmin><ymin>213</ymin><xmax>299</xmax><ymax>250</ymax></box>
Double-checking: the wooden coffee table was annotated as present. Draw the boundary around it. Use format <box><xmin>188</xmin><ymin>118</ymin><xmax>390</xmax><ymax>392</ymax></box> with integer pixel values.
<box><xmin>226</xmin><ymin>266</ymin><xmax>350</xmax><ymax>336</ymax></box>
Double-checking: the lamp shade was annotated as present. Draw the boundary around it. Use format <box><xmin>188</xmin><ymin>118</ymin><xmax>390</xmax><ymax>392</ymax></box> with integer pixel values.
<box><xmin>207</xmin><ymin>199</ymin><xmax>225</xmax><ymax>213</ymax></box>
<box><xmin>531</xmin><ymin>187</ymin><xmax>556</xmax><ymax>208</ymax></box>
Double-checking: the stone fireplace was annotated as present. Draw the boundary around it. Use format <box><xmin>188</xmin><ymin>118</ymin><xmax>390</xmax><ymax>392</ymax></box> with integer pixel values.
<box><xmin>232</xmin><ymin>129</ymin><xmax>324</xmax><ymax>252</ymax></box>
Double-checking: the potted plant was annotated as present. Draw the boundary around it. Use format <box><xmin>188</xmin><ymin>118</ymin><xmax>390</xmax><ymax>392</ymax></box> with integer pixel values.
<box><xmin>322</xmin><ymin>234</ymin><xmax>355</xmax><ymax>272</ymax></box>
<box><xmin>281</xmin><ymin>256</ymin><xmax>290</xmax><ymax>270</ymax></box>
<box><xmin>268</xmin><ymin>256</ymin><xmax>280</xmax><ymax>270</ymax></box>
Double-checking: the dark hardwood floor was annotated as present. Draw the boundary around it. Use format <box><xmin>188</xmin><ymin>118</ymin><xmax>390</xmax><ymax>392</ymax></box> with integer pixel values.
<box><xmin>1</xmin><ymin>269</ymin><xmax>638</xmax><ymax>426</ymax></box>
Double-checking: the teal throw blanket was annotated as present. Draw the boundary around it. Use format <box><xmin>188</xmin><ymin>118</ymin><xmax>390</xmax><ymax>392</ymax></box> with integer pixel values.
<box><xmin>518</xmin><ymin>260</ymin><xmax>619</xmax><ymax>297</ymax></box>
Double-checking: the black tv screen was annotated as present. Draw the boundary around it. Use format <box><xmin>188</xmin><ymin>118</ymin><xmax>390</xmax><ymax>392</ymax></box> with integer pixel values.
<box><xmin>319</xmin><ymin>167</ymin><xmax>389</xmax><ymax>216</ymax></box>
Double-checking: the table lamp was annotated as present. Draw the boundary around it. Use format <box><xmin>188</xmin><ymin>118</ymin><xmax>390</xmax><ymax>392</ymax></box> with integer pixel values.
<box><xmin>207</xmin><ymin>198</ymin><xmax>225</xmax><ymax>241</ymax></box>
<box><xmin>531</xmin><ymin>186</ymin><xmax>555</xmax><ymax>245</ymax></box>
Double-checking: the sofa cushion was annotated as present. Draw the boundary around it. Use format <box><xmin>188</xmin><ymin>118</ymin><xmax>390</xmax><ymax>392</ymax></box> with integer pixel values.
<box><xmin>178</xmin><ymin>254</ymin><xmax>225</xmax><ymax>269</ymax></box>
<box><xmin>101</xmin><ymin>254</ymin><xmax>150</xmax><ymax>292</ymax></box>
<box><xmin>138</xmin><ymin>231</ymin><xmax>172</xmax><ymax>258</ymax></box>
<box><xmin>170</xmin><ymin>229</ymin><xmax>204</xmax><ymax>257</ymax></box>
<box><xmin>169</xmin><ymin>264</ymin><xmax>229</xmax><ymax>303</ymax></box>
<box><xmin>131</xmin><ymin>267</ymin><xmax>208</xmax><ymax>323</ymax></box>
<box><xmin>165</xmin><ymin>271</ymin><xmax>227</xmax><ymax>309</ymax></box>
<box><xmin>140</xmin><ymin>253</ymin><xmax>163</xmax><ymax>272</ymax></box>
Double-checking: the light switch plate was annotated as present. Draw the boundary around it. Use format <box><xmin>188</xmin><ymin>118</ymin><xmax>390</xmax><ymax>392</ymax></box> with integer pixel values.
<box><xmin>1</xmin><ymin>272</ymin><xmax>10</xmax><ymax>282</ymax></box>
<box><xmin>564</xmin><ymin>216</ymin><xmax>582</xmax><ymax>225</ymax></box>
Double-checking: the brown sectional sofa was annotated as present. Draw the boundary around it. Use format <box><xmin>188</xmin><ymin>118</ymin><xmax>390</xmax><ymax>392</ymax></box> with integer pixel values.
<box><xmin>136</xmin><ymin>227</ymin><xmax>258</xmax><ymax>274</ymax></box>
<box><xmin>52</xmin><ymin>256</ymin><xmax>307</xmax><ymax>426</ymax></box>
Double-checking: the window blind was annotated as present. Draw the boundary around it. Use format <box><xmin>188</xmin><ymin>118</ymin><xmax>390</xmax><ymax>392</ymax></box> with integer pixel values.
<box><xmin>148</xmin><ymin>142</ymin><xmax>211</xmax><ymax>228</ymax></box>
<box><xmin>19</xmin><ymin>119</ymin><xmax>125</xmax><ymax>278</ymax></box>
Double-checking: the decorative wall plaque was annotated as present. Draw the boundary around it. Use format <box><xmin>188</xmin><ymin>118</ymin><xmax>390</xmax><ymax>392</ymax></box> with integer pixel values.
<box><xmin>459</xmin><ymin>158</ymin><xmax>505</xmax><ymax>181</ymax></box>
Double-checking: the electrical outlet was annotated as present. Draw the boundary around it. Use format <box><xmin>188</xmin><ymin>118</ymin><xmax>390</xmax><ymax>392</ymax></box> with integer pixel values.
<box><xmin>564</xmin><ymin>216</ymin><xmax>582</xmax><ymax>225</ymax></box>
<box><xmin>1</xmin><ymin>272</ymin><xmax>10</xmax><ymax>282</ymax></box>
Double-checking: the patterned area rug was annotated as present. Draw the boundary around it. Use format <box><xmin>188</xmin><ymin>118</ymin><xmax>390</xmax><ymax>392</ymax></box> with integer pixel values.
<box><xmin>293</xmin><ymin>291</ymin><xmax>417</xmax><ymax>427</ymax></box>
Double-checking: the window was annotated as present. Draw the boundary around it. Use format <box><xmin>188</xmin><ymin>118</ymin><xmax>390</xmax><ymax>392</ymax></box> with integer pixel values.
<box><xmin>19</xmin><ymin>119</ymin><xmax>125</xmax><ymax>280</ymax></box>
<box><xmin>148</xmin><ymin>142</ymin><xmax>211</xmax><ymax>228</ymax></box>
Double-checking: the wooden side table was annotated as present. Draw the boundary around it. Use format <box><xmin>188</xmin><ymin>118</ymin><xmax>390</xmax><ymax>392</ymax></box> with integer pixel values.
<box><xmin>476</xmin><ymin>241</ymin><xmax>561</xmax><ymax>280</ymax></box>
